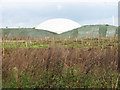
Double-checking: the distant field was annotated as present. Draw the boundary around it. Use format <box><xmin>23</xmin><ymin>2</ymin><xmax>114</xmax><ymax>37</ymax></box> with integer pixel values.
<box><xmin>2</xmin><ymin>37</ymin><xmax>119</xmax><ymax>88</ymax></box>
<box><xmin>2</xmin><ymin>37</ymin><xmax>118</xmax><ymax>49</ymax></box>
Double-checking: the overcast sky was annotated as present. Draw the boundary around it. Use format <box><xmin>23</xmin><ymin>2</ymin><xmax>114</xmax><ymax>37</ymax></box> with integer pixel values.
<box><xmin>0</xmin><ymin>0</ymin><xmax>119</xmax><ymax>28</ymax></box>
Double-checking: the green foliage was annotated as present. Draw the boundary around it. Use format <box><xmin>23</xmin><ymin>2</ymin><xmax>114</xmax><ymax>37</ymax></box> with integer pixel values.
<box><xmin>2</xmin><ymin>37</ymin><xmax>118</xmax><ymax>49</ymax></box>
<box><xmin>2</xmin><ymin>66</ymin><xmax>118</xmax><ymax>88</ymax></box>
<box><xmin>2</xmin><ymin>37</ymin><xmax>119</xmax><ymax>88</ymax></box>
<box><xmin>33</xmin><ymin>45</ymin><xmax>39</xmax><ymax>48</ymax></box>
<box><xmin>32</xmin><ymin>27</ymin><xmax>36</xmax><ymax>29</ymax></box>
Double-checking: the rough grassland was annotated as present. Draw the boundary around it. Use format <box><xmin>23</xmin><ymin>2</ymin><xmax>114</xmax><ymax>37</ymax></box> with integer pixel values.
<box><xmin>2</xmin><ymin>37</ymin><xmax>119</xmax><ymax>88</ymax></box>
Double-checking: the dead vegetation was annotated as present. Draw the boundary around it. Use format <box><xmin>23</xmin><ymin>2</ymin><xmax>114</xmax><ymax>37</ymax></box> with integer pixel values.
<box><xmin>2</xmin><ymin>37</ymin><xmax>119</xmax><ymax>88</ymax></box>
<box><xmin>2</xmin><ymin>46</ymin><xmax>118</xmax><ymax>80</ymax></box>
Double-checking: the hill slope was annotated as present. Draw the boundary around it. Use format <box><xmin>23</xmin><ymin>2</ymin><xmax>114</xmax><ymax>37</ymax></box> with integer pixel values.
<box><xmin>1</xmin><ymin>28</ymin><xmax>56</xmax><ymax>39</ymax></box>
<box><xmin>0</xmin><ymin>25</ymin><xmax>118</xmax><ymax>39</ymax></box>
<box><xmin>58</xmin><ymin>25</ymin><xmax>118</xmax><ymax>38</ymax></box>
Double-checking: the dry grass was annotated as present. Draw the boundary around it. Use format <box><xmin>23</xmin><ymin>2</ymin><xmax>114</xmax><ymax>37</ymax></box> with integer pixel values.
<box><xmin>2</xmin><ymin>46</ymin><xmax>118</xmax><ymax>80</ymax></box>
<box><xmin>2</xmin><ymin>37</ymin><xmax>119</xmax><ymax>88</ymax></box>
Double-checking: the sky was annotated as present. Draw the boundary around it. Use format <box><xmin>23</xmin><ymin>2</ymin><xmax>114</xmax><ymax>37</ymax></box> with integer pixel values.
<box><xmin>0</xmin><ymin>0</ymin><xmax>119</xmax><ymax>28</ymax></box>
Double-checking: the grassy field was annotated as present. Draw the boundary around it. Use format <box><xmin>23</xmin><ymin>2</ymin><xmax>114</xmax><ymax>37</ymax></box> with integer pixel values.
<box><xmin>2</xmin><ymin>37</ymin><xmax>119</xmax><ymax>88</ymax></box>
<box><xmin>2</xmin><ymin>37</ymin><xmax>118</xmax><ymax>49</ymax></box>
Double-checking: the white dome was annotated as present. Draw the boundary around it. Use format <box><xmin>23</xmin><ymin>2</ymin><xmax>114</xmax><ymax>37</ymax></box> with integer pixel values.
<box><xmin>36</xmin><ymin>18</ymin><xmax>81</xmax><ymax>34</ymax></box>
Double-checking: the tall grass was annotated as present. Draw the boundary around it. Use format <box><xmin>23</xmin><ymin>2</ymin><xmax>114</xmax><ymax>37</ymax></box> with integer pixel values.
<box><xmin>2</xmin><ymin>45</ymin><xmax>118</xmax><ymax>88</ymax></box>
<box><xmin>2</xmin><ymin>37</ymin><xmax>119</xmax><ymax>88</ymax></box>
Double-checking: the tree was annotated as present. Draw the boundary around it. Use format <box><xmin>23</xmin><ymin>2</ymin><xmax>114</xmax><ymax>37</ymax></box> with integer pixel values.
<box><xmin>32</xmin><ymin>27</ymin><xmax>36</xmax><ymax>29</ymax></box>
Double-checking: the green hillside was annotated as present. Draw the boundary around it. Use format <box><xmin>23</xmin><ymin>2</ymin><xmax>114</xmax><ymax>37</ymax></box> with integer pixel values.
<box><xmin>0</xmin><ymin>25</ymin><xmax>118</xmax><ymax>39</ymax></box>
<box><xmin>1</xmin><ymin>28</ymin><xmax>56</xmax><ymax>39</ymax></box>
<box><xmin>59</xmin><ymin>25</ymin><xmax>118</xmax><ymax>38</ymax></box>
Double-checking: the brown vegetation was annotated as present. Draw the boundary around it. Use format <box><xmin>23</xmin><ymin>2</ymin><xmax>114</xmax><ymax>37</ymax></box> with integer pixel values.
<box><xmin>2</xmin><ymin>46</ymin><xmax>118</xmax><ymax>81</ymax></box>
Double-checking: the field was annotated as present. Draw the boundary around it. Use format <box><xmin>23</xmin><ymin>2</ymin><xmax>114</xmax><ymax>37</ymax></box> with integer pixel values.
<box><xmin>2</xmin><ymin>37</ymin><xmax>119</xmax><ymax>88</ymax></box>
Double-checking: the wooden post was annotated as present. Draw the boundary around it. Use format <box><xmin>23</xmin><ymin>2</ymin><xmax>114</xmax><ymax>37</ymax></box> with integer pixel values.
<box><xmin>2</xmin><ymin>28</ymin><xmax>4</xmax><ymax>49</ymax></box>
<box><xmin>12</xmin><ymin>67</ymin><xmax>18</xmax><ymax>82</ymax></box>
<box><xmin>2</xmin><ymin>28</ymin><xmax>4</xmax><ymax>41</ymax></box>
<box><xmin>26</xmin><ymin>41</ymin><xmax>27</xmax><ymax>47</ymax></box>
